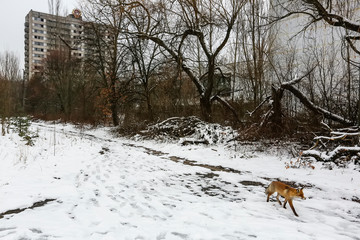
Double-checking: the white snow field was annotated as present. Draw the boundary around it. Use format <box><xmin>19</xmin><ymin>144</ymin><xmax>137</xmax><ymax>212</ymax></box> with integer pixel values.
<box><xmin>0</xmin><ymin>121</ymin><xmax>359</xmax><ymax>240</ymax></box>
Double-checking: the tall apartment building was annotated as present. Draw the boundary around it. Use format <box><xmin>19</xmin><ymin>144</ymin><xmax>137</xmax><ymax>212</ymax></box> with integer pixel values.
<box><xmin>24</xmin><ymin>9</ymin><xmax>86</xmax><ymax>81</ymax></box>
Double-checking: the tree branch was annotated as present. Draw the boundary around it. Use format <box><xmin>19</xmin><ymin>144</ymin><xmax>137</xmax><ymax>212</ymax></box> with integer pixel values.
<box><xmin>281</xmin><ymin>83</ymin><xmax>352</xmax><ymax>125</ymax></box>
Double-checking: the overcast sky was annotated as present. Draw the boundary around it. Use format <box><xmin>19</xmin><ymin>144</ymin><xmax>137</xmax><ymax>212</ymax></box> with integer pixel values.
<box><xmin>0</xmin><ymin>0</ymin><xmax>78</xmax><ymax>71</ymax></box>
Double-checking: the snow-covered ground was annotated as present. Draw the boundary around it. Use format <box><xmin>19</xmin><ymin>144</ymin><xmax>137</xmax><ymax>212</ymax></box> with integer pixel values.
<box><xmin>0</xmin><ymin>121</ymin><xmax>359</xmax><ymax>240</ymax></box>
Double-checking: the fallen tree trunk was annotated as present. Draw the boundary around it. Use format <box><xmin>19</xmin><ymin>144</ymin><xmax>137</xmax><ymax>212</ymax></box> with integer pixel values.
<box><xmin>302</xmin><ymin>147</ymin><xmax>360</xmax><ymax>163</ymax></box>
<box><xmin>245</xmin><ymin>68</ymin><xmax>353</xmax><ymax>136</ymax></box>
<box><xmin>211</xmin><ymin>95</ymin><xmax>240</xmax><ymax>123</ymax></box>
<box><xmin>300</xmin><ymin>126</ymin><xmax>360</xmax><ymax>165</ymax></box>
<box><xmin>281</xmin><ymin>82</ymin><xmax>352</xmax><ymax>126</ymax></box>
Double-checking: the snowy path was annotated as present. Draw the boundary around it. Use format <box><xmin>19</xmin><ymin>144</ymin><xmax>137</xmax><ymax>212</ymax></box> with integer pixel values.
<box><xmin>0</xmin><ymin>122</ymin><xmax>360</xmax><ymax>239</ymax></box>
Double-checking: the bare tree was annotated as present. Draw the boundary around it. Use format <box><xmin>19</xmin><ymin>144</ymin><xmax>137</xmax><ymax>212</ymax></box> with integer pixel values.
<box><xmin>271</xmin><ymin>0</ymin><xmax>360</xmax><ymax>125</ymax></box>
<box><xmin>0</xmin><ymin>51</ymin><xmax>22</xmax><ymax>134</ymax></box>
<box><xmin>126</xmin><ymin>0</ymin><xmax>245</xmax><ymax>122</ymax></box>
<box><xmin>42</xmin><ymin>49</ymin><xmax>81</xmax><ymax>120</ymax></box>
<box><xmin>126</xmin><ymin>35</ymin><xmax>165</xmax><ymax>121</ymax></box>
<box><xmin>240</xmin><ymin>0</ymin><xmax>274</xmax><ymax>107</ymax></box>
<box><xmin>82</xmin><ymin>0</ymin><xmax>133</xmax><ymax>126</ymax></box>
<box><xmin>48</xmin><ymin>0</ymin><xmax>62</xmax><ymax>16</ymax></box>
<box><xmin>0</xmin><ymin>51</ymin><xmax>21</xmax><ymax>82</ymax></box>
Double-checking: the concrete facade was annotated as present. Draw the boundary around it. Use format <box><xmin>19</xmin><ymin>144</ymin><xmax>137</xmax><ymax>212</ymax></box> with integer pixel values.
<box><xmin>24</xmin><ymin>9</ymin><xmax>86</xmax><ymax>81</ymax></box>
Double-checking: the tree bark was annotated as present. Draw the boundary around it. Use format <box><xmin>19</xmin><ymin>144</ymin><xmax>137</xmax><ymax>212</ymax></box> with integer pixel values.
<box><xmin>110</xmin><ymin>80</ymin><xmax>119</xmax><ymax>126</ymax></box>
<box><xmin>270</xmin><ymin>86</ymin><xmax>284</xmax><ymax>129</ymax></box>
<box><xmin>200</xmin><ymin>97</ymin><xmax>212</xmax><ymax>122</ymax></box>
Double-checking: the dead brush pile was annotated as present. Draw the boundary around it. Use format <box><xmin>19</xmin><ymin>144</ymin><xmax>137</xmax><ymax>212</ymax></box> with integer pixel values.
<box><xmin>135</xmin><ymin>116</ymin><xmax>238</xmax><ymax>145</ymax></box>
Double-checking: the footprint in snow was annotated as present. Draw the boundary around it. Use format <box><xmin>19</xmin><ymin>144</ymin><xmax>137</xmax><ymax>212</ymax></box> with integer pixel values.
<box><xmin>90</xmin><ymin>198</ymin><xmax>99</xmax><ymax>206</ymax></box>
<box><xmin>107</xmin><ymin>194</ymin><xmax>118</xmax><ymax>202</ymax></box>
<box><xmin>94</xmin><ymin>189</ymin><xmax>100</xmax><ymax>197</ymax></box>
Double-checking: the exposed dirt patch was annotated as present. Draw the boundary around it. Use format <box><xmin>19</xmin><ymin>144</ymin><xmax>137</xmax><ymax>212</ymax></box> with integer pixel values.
<box><xmin>124</xmin><ymin>143</ymin><xmax>165</xmax><ymax>156</ymax></box>
<box><xmin>0</xmin><ymin>199</ymin><xmax>56</xmax><ymax>219</ymax></box>
<box><xmin>176</xmin><ymin>172</ymin><xmax>244</xmax><ymax>202</ymax></box>
<box><xmin>196</xmin><ymin>172</ymin><xmax>219</xmax><ymax>179</ymax></box>
<box><xmin>352</xmin><ymin>196</ymin><xmax>360</xmax><ymax>204</ymax></box>
<box><xmin>99</xmin><ymin>146</ymin><xmax>110</xmax><ymax>155</ymax></box>
<box><xmin>168</xmin><ymin>155</ymin><xmax>248</xmax><ymax>174</ymax></box>
<box><xmin>124</xmin><ymin>142</ymin><xmax>249</xmax><ymax>175</ymax></box>
<box><xmin>240</xmin><ymin>181</ymin><xmax>266</xmax><ymax>187</ymax></box>
<box><xmin>201</xmin><ymin>185</ymin><xmax>223</xmax><ymax>196</ymax></box>
<box><xmin>344</xmin><ymin>196</ymin><xmax>360</xmax><ymax>204</ymax></box>
<box><xmin>124</xmin><ymin>142</ymin><xmax>318</xmax><ymax>200</ymax></box>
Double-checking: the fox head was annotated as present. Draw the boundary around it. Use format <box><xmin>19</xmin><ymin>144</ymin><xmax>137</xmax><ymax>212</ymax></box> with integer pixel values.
<box><xmin>296</xmin><ymin>188</ymin><xmax>306</xmax><ymax>200</ymax></box>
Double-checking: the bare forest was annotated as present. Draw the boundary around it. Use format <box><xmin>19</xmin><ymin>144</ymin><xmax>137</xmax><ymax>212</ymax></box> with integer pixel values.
<box><xmin>2</xmin><ymin>0</ymin><xmax>360</xmax><ymax>143</ymax></box>
<box><xmin>2</xmin><ymin>2</ymin><xmax>360</xmax><ymax>238</ymax></box>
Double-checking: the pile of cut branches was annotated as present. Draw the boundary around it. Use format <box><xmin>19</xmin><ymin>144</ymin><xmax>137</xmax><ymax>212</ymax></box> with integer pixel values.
<box><xmin>300</xmin><ymin>123</ymin><xmax>360</xmax><ymax>166</ymax></box>
<box><xmin>136</xmin><ymin>116</ymin><xmax>238</xmax><ymax>145</ymax></box>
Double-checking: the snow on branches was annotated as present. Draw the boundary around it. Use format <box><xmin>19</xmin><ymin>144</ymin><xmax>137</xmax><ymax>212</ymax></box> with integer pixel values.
<box><xmin>301</xmin><ymin>126</ymin><xmax>360</xmax><ymax>166</ymax></box>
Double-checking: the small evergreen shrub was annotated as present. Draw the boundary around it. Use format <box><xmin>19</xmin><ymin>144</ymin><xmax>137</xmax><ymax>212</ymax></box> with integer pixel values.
<box><xmin>10</xmin><ymin>116</ymin><xmax>38</xmax><ymax>146</ymax></box>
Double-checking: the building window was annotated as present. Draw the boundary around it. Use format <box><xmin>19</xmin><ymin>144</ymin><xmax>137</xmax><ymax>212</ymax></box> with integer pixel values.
<box><xmin>33</xmin><ymin>17</ymin><xmax>44</xmax><ymax>22</ymax></box>
<box><xmin>34</xmin><ymin>35</ymin><xmax>45</xmax><ymax>40</ymax></box>
<box><xmin>34</xmin><ymin>47</ymin><xmax>44</xmax><ymax>52</ymax></box>
<box><xmin>72</xmin><ymin>24</ymin><xmax>82</xmax><ymax>28</ymax></box>
<box><xmin>33</xmin><ymin>54</ymin><xmax>44</xmax><ymax>58</ymax></box>
<box><xmin>34</xmin><ymin>23</ymin><xmax>44</xmax><ymax>28</ymax></box>
<box><xmin>34</xmin><ymin>29</ymin><xmax>45</xmax><ymax>34</ymax></box>
<box><xmin>34</xmin><ymin>41</ymin><xmax>45</xmax><ymax>46</ymax></box>
<box><xmin>72</xmin><ymin>36</ymin><xmax>82</xmax><ymax>40</ymax></box>
<box><xmin>33</xmin><ymin>60</ymin><xmax>42</xmax><ymax>64</ymax></box>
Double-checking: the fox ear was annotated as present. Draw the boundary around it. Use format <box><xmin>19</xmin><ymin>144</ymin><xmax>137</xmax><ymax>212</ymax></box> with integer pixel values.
<box><xmin>297</xmin><ymin>189</ymin><xmax>300</xmax><ymax>193</ymax></box>
<box><xmin>301</xmin><ymin>187</ymin><xmax>304</xmax><ymax>190</ymax></box>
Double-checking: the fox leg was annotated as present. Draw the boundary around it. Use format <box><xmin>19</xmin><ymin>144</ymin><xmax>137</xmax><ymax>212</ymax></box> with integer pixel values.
<box><xmin>266</xmin><ymin>190</ymin><xmax>274</xmax><ymax>202</ymax></box>
<box><xmin>288</xmin><ymin>199</ymin><xmax>299</xmax><ymax>217</ymax></box>
<box><xmin>267</xmin><ymin>193</ymin><xmax>272</xmax><ymax>202</ymax></box>
<box><xmin>283</xmin><ymin>199</ymin><xmax>287</xmax><ymax>209</ymax></box>
<box><xmin>276</xmin><ymin>193</ymin><xmax>282</xmax><ymax>205</ymax></box>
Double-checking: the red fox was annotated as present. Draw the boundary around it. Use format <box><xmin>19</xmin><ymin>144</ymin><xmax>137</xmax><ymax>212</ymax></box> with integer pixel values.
<box><xmin>266</xmin><ymin>181</ymin><xmax>306</xmax><ymax>217</ymax></box>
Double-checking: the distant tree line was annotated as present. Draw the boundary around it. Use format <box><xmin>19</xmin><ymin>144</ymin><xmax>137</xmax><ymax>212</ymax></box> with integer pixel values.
<box><xmin>1</xmin><ymin>0</ymin><xmax>360</xmax><ymax>137</ymax></box>
<box><xmin>0</xmin><ymin>51</ymin><xmax>24</xmax><ymax>134</ymax></box>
